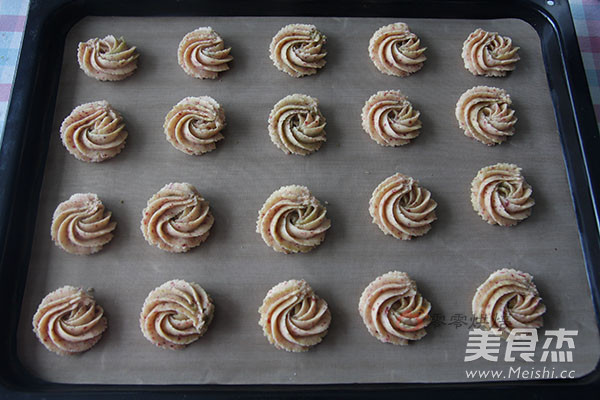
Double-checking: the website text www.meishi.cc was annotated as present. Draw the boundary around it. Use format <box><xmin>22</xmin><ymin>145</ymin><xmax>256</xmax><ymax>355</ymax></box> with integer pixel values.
<box><xmin>463</xmin><ymin>327</ymin><xmax>579</xmax><ymax>380</ymax></box>
<box><xmin>465</xmin><ymin>366</ymin><xmax>576</xmax><ymax>380</ymax></box>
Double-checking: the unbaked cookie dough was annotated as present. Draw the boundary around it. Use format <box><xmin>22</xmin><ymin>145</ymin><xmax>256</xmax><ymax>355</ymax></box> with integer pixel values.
<box><xmin>32</xmin><ymin>286</ymin><xmax>107</xmax><ymax>355</ymax></box>
<box><xmin>359</xmin><ymin>271</ymin><xmax>431</xmax><ymax>345</ymax></box>
<box><xmin>60</xmin><ymin>100</ymin><xmax>128</xmax><ymax>162</ymax></box>
<box><xmin>462</xmin><ymin>28</ymin><xmax>520</xmax><ymax>77</ymax></box>
<box><xmin>256</xmin><ymin>185</ymin><xmax>331</xmax><ymax>254</ymax></box>
<box><xmin>361</xmin><ymin>90</ymin><xmax>421</xmax><ymax>146</ymax></box>
<box><xmin>141</xmin><ymin>183</ymin><xmax>214</xmax><ymax>253</ymax></box>
<box><xmin>455</xmin><ymin>86</ymin><xmax>517</xmax><ymax>146</ymax></box>
<box><xmin>51</xmin><ymin>193</ymin><xmax>116</xmax><ymax>255</ymax></box>
<box><xmin>77</xmin><ymin>35</ymin><xmax>139</xmax><ymax>81</ymax></box>
<box><xmin>178</xmin><ymin>27</ymin><xmax>233</xmax><ymax>79</ymax></box>
<box><xmin>258</xmin><ymin>279</ymin><xmax>331</xmax><ymax>352</ymax></box>
<box><xmin>164</xmin><ymin>96</ymin><xmax>226</xmax><ymax>155</ymax></box>
<box><xmin>269</xmin><ymin>24</ymin><xmax>327</xmax><ymax>77</ymax></box>
<box><xmin>369</xmin><ymin>173</ymin><xmax>437</xmax><ymax>240</ymax></box>
<box><xmin>471</xmin><ymin>163</ymin><xmax>535</xmax><ymax>226</ymax></box>
<box><xmin>140</xmin><ymin>279</ymin><xmax>214</xmax><ymax>350</ymax></box>
<box><xmin>268</xmin><ymin>94</ymin><xmax>326</xmax><ymax>155</ymax></box>
<box><xmin>472</xmin><ymin>268</ymin><xmax>546</xmax><ymax>338</ymax></box>
<box><xmin>368</xmin><ymin>22</ymin><xmax>426</xmax><ymax>77</ymax></box>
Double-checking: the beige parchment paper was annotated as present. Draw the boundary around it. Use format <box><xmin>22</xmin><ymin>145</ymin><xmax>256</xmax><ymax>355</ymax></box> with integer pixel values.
<box><xmin>15</xmin><ymin>16</ymin><xmax>600</xmax><ymax>384</ymax></box>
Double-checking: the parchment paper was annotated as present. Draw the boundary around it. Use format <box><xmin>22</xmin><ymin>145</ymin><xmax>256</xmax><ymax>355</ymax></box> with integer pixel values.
<box><xmin>16</xmin><ymin>16</ymin><xmax>600</xmax><ymax>384</ymax></box>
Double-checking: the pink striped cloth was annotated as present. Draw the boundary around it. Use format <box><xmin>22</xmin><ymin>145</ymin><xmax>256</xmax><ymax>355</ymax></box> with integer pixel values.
<box><xmin>570</xmin><ymin>0</ymin><xmax>600</xmax><ymax>126</ymax></box>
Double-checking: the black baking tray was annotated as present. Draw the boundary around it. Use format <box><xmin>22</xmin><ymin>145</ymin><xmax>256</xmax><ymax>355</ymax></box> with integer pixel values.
<box><xmin>1</xmin><ymin>0</ymin><xmax>599</xmax><ymax>398</ymax></box>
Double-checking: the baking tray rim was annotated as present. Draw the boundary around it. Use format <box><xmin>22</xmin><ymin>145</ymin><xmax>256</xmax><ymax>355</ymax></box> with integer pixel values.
<box><xmin>1</xmin><ymin>0</ymin><xmax>599</xmax><ymax>396</ymax></box>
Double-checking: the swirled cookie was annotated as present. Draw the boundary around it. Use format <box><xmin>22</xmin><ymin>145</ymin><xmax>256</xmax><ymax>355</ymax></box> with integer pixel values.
<box><xmin>256</xmin><ymin>185</ymin><xmax>331</xmax><ymax>254</ymax></box>
<box><xmin>60</xmin><ymin>101</ymin><xmax>128</xmax><ymax>162</ymax></box>
<box><xmin>472</xmin><ymin>268</ymin><xmax>546</xmax><ymax>338</ymax></box>
<box><xmin>258</xmin><ymin>279</ymin><xmax>331</xmax><ymax>352</ymax></box>
<box><xmin>269</xmin><ymin>24</ymin><xmax>327</xmax><ymax>77</ymax></box>
<box><xmin>141</xmin><ymin>183</ymin><xmax>214</xmax><ymax>253</ymax></box>
<box><xmin>164</xmin><ymin>96</ymin><xmax>226</xmax><ymax>155</ymax></box>
<box><xmin>268</xmin><ymin>94</ymin><xmax>326</xmax><ymax>155</ymax></box>
<box><xmin>140</xmin><ymin>279</ymin><xmax>214</xmax><ymax>350</ymax></box>
<box><xmin>178</xmin><ymin>27</ymin><xmax>233</xmax><ymax>79</ymax></box>
<box><xmin>51</xmin><ymin>193</ymin><xmax>116</xmax><ymax>255</ymax></box>
<box><xmin>32</xmin><ymin>286</ymin><xmax>107</xmax><ymax>355</ymax></box>
<box><xmin>455</xmin><ymin>86</ymin><xmax>517</xmax><ymax>146</ymax></box>
<box><xmin>368</xmin><ymin>23</ymin><xmax>426</xmax><ymax>77</ymax></box>
<box><xmin>369</xmin><ymin>173</ymin><xmax>437</xmax><ymax>240</ymax></box>
<box><xmin>359</xmin><ymin>271</ymin><xmax>431</xmax><ymax>345</ymax></box>
<box><xmin>471</xmin><ymin>163</ymin><xmax>534</xmax><ymax>226</ymax></box>
<box><xmin>462</xmin><ymin>28</ymin><xmax>520</xmax><ymax>77</ymax></box>
<box><xmin>77</xmin><ymin>35</ymin><xmax>139</xmax><ymax>81</ymax></box>
<box><xmin>361</xmin><ymin>90</ymin><xmax>421</xmax><ymax>146</ymax></box>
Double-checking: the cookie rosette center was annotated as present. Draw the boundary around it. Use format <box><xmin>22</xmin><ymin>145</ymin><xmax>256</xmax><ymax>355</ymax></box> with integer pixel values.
<box><xmin>471</xmin><ymin>163</ymin><xmax>534</xmax><ymax>226</ymax></box>
<box><xmin>77</xmin><ymin>35</ymin><xmax>139</xmax><ymax>81</ymax></box>
<box><xmin>178</xmin><ymin>27</ymin><xmax>233</xmax><ymax>79</ymax></box>
<box><xmin>462</xmin><ymin>28</ymin><xmax>520</xmax><ymax>77</ymax></box>
<box><xmin>268</xmin><ymin>94</ymin><xmax>326</xmax><ymax>155</ymax></box>
<box><xmin>472</xmin><ymin>268</ymin><xmax>546</xmax><ymax>338</ymax></box>
<box><xmin>51</xmin><ymin>193</ymin><xmax>116</xmax><ymax>255</ymax></box>
<box><xmin>140</xmin><ymin>280</ymin><xmax>214</xmax><ymax>350</ymax></box>
<box><xmin>369</xmin><ymin>173</ymin><xmax>437</xmax><ymax>240</ymax></box>
<box><xmin>269</xmin><ymin>24</ymin><xmax>327</xmax><ymax>77</ymax></box>
<box><xmin>362</xmin><ymin>90</ymin><xmax>422</xmax><ymax>146</ymax></box>
<box><xmin>164</xmin><ymin>96</ymin><xmax>226</xmax><ymax>155</ymax></box>
<box><xmin>32</xmin><ymin>286</ymin><xmax>107</xmax><ymax>355</ymax></box>
<box><xmin>257</xmin><ymin>185</ymin><xmax>331</xmax><ymax>253</ymax></box>
<box><xmin>456</xmin><ymin>86</ymin><xmax>517</xmax><ymax>145</ymax></box>
<box><xmin>60</xmin><ymin>101</ymin><xmax>128</xmax><ymax>162</ymax></box>
<box><xmin>259</xmin><ymin>279</ymin><xmax>331</xmax><ymax>352</ymax></box>
<box><xmin>359</xmin><ymin>271</ymin><xmax>431</xmax><ymax>345</ymax></box>
<box><xmin>141</xmin><ymin>183</ymin><xmax>214</xmax><ymax>252</ymax></box>
<box><xmin>368</xmin><ymin>23</ymin><xmax>426</xmax><ymax>77</ymax></box>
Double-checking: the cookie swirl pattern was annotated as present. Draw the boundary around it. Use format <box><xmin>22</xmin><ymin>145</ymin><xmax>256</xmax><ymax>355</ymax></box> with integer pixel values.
<box><xmin>471</xmin><ymin>163</ymin><xmax>535</xmax><ymax>226</ymax></box>
<box><xmin>51</xmin><ymin>193</ymin><xmax>116</xmax><ymax>255</ymax></box>
<box><xmin>256</xmin><ymin>185</ymin><xmax>331</xmax><ymax>254</ymax></box>
<box><xmin>178</xmin><ymin>27</ymin><xmax>233</xmax><ymax>79</ymax></box>
<box><xmin>60</xmin><ymin>101</ymin><xmax>128</xmax><ymax>162</ymax></box>
<box><xmin>269</xmin><ymin>24</ymin><xmax>327</xmax><ymax>77</ymax></box>
<box><xmin>140</xmin><ymin>279</ymin><xmax>214</xmax><ymax>350</ymax></box>
<box><xmin>472</xmin><ymin>268</ymin><xmax>546</xmax><ymax>338</ymax></box>
<box><xmin>462</xmin><ymin>28</ymin><xmax>520</xmax><ymax>77</ymax></box>
<box><xmin>455</xmin><ymin>86</ymin><xmax>517</xmax><ymax>146</ymax></box>
<box><xmin>369</xmin><ymin>173</ymin><xmax>437</xmax><ymax>240</ymax></box>
<box><xmin>141</xmin><ymin>183</ymin><xmax>214</xmax><ymax>253</ymax></box>
<box><xmin>368</xmin><ymin>22</ymin><xmax>426</xmax><ymax>77</ymax></box>
<box><xmin>164</xmin><ymin>96</ymin><xmax>226</xmax><ymax>155</ymax></box>
<box><xmin>32</xmin><ymin>286</ymin><xmax>107</xmax><ymax>355</ymax></box>
<box><xmin>77</xmin><ymin>35</ymin><xmax>139</xmax><ymax>81</ymax></box>
<box><xmin>361</xmin><ymin>90</ymin><xmax>421</xmax><ymax>146</ymax></box>
<box><xmin>268</xmin><ymin>94</ymin><xmax>326</xmax><ymax>155</ymax></box>
<box><xmin>359</xmin><ymin>271</ymin><xmax>431</xmax><ymax>345</ymax></box>
<box><xmin>258</xmin><ymin>279</ymin><xmax>331</xmax><ymax>352</ymax></box>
